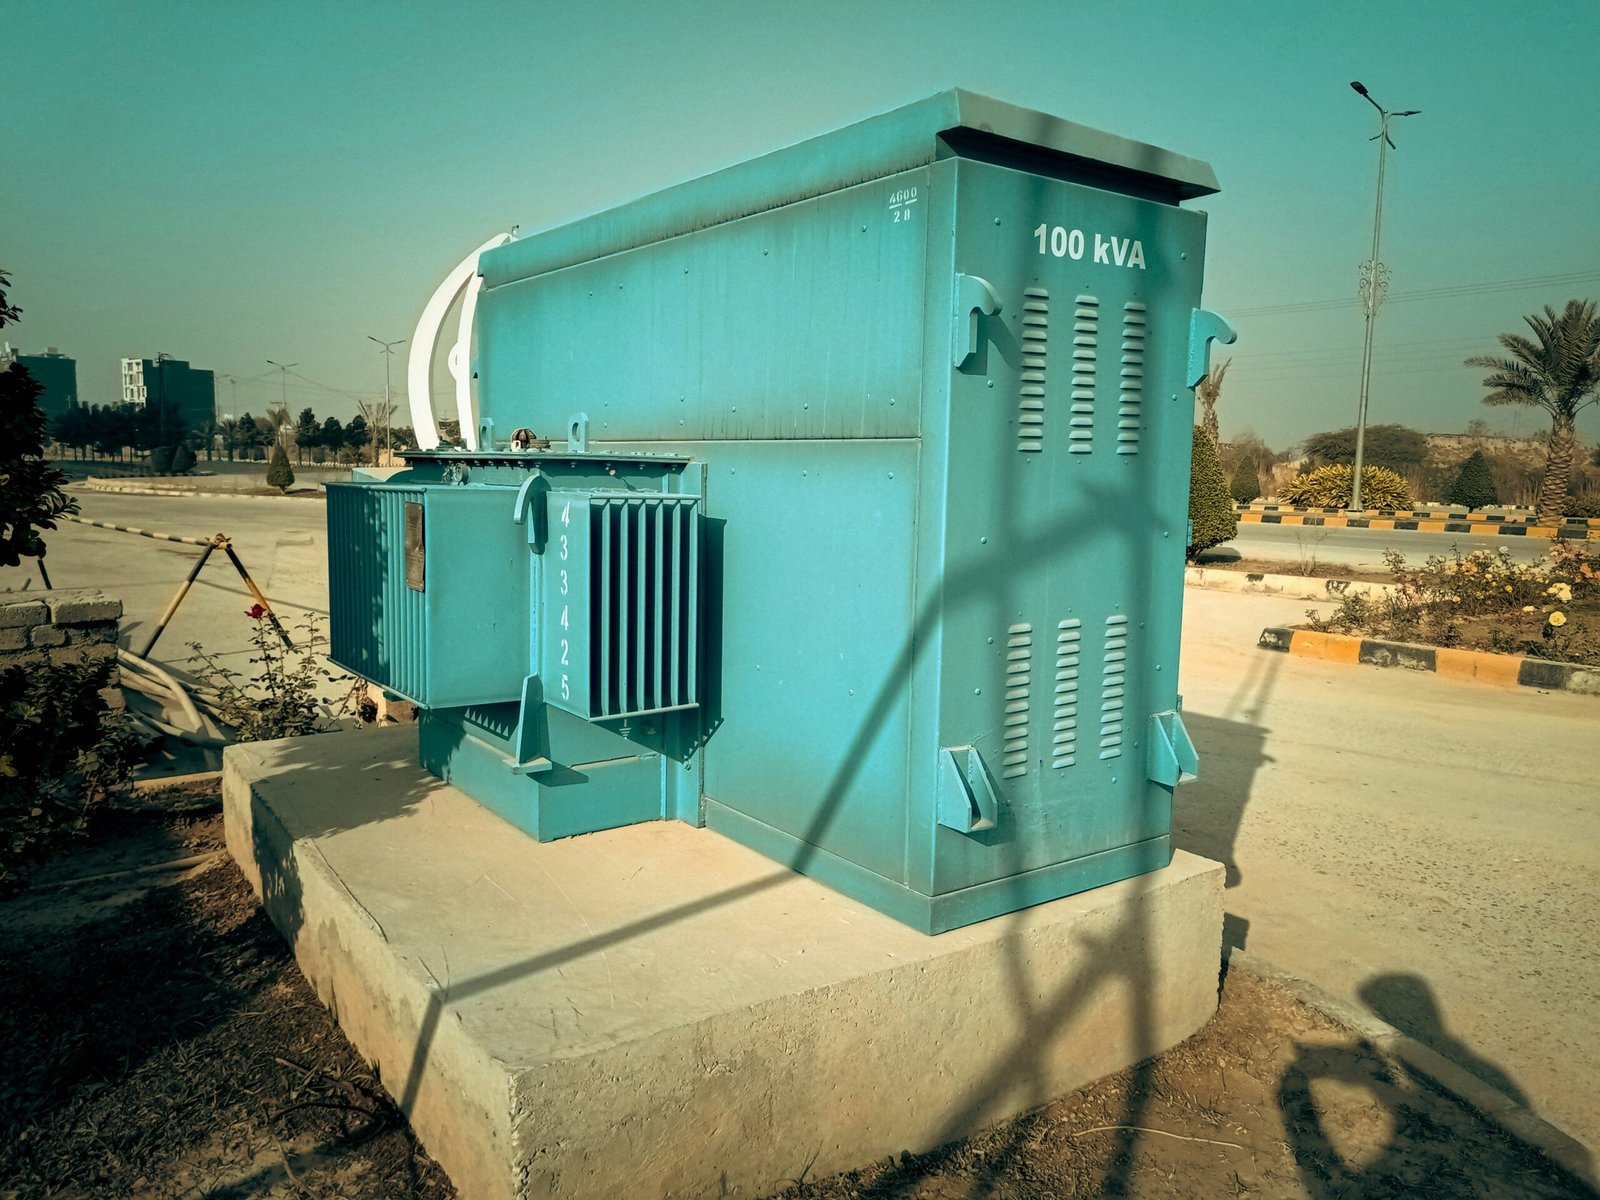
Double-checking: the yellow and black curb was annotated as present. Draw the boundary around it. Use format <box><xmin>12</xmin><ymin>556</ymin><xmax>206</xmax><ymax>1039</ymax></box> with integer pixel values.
<box><xmin>1238</xmin><ymin>504</ymin><xmax>1600</xmax><ymax>541</ymax></box>
<box><xmin>1258</xmin><ymin>627</ymin><xmax>1600</xmax><ymax>696</ymax></box>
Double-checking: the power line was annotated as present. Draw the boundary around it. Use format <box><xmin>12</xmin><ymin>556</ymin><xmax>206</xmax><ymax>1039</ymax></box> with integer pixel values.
<box><xmin>1228</xmin><ymin>268</ymin><xmax>1600</xmax><ymax>318</ymax></box>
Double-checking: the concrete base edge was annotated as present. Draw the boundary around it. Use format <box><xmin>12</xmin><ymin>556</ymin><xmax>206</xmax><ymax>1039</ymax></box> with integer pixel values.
<box><xmin>221</xmin><ymin>729</ymin><xmax>1226</xmax><ymax>1200</ymax></box>
<box><xmin>1258</xmin><ymin>625</ymin><xmax>1600</xmax><ymax>696</ymax></box>
<box><xmin>1228</xmin><ymin>950</ymin><xmax>1599</xmax><ymax>1197</ymax></box>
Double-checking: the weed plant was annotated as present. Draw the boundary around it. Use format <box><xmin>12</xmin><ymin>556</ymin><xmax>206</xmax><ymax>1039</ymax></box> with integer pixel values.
<box><xmin>187</xmin><ymin>612</ymin><xmax>350</xmax><ymax>741</ymax></box>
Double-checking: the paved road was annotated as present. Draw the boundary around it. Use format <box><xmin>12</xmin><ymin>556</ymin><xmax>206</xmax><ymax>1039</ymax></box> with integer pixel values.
<box><xmin>9</xmin><ymin>489</ymin><xmax>1598</xmax><ymax>1154</ymax></box>
<box><xmin>1</xmin><ymin>487</ymin><xmax>331</xmax><ymax>675</ymax></box>
<box><xmin>1220</xmin><ymin>520</ymin><xmax>1558</xmax><ymax>568</ymax></box>
<box><xmin>1176</xmin><ymin>585</ymin><xmax>1600</xmax><ymax>1155</ymax></box>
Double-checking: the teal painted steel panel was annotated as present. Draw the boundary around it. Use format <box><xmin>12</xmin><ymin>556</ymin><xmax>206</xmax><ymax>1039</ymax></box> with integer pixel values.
<box><xmin>920</xmin><ymin>158</ymin><xmax>1203</xmax><ymax>895</ymax></box>
<box><xmin>700</xmin><ymin>439</ymin><xmax>919</xmax><ymax>884</ymax></box>
<box><xmin>327</xmin><ymin>483</ymin><xmax>528</xmax><ymax>708</ymax></box>
<box><xmin>479</xmin><ymin>89</ymin><xmax>1215</xmax><ymax>289</ymax></box>
<box><xmin>478</xmin><ymin>173</ymin><xmax>928</xmax><ymax>443</ymax></box>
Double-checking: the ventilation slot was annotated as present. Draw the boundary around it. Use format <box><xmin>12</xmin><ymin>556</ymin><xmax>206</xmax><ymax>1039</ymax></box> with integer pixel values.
<box><xmin>1001</xmin><ymin>623</ymin><xmax>1032</xmax><ymax>779</ymax></box>
<box><xmin>1118</xmin><ymin>301</ymin><xmax>1145</xmax><ymax>455</ymax></box>
<box><xmin>1099</xmin><ymin>614</ymin><xmax>1127</xmax><ymax>760</ymax></box>
<box><xmin>1052</xmin><ymin>618</ymin><xmax>1081</xmax><ymax>769</ymax></box>
<box><xmin>1069</xmin><ymin>294</ymin><xmax>1098</xmax><ymax>453</ymax></box>
<box><xmin>1019</xmin><ymin>288</ymin><xmax>1048</xmax><ymax>453</ymax></box>
<box><xmin>589</xmin><ymin>494</ymin><xmax>699</xmax><ymax>720</ymax></box>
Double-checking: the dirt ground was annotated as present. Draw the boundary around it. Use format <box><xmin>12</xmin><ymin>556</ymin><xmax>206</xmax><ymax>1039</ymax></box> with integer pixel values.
<box><xmin>0</xmin><ymin>787</ymin><xmax>455</xmax><ymax>1200</ymax></box>
<box><xmin>1</xmin><ymin>790</ymin><xmax>1590</xmax><ymax>1200</ymax></box>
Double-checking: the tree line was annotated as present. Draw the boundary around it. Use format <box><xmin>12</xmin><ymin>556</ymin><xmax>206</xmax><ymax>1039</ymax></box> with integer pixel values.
<box><xmin>48</xmin><ymin>402</ymin><xmax>415</xmax><ymax>467</ymax></box>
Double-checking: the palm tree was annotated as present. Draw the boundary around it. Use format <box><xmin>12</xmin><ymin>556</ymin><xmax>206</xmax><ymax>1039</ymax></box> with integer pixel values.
<box><xmin>1465</xmin><ymin>300</ymin><xmax>1600</xmax><ymax>524</ymax></box>
<box><xmin>1195</xmin><ymin>358</ymin><xmax>1231</xmax><ymax>445</ymax></box>
<box><xmin>265</xmin><ymin>402</ymin><xmax>293</xmax><ymax>450</ymax></box>
<box><xmin>355</xmin><ymin>396</ymin><xmax>396</xmax><ymax>465</ymax></box>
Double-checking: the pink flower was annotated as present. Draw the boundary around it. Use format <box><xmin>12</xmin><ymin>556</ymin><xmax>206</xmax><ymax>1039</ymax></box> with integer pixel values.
<box><xmin>246</xmin><ymin>603</ymin><xmax>266</xmax><ymax>619</ymax></box>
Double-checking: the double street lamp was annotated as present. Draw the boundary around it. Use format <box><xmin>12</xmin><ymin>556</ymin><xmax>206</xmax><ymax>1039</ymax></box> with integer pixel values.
<box><xmin>1348</xmin><ymin>81</ymin><xmax>1419</xmax><ymax>511</ymax></box>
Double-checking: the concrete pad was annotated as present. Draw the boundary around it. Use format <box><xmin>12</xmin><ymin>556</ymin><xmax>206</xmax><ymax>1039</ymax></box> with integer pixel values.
<box><xmin>224</xmin><ymin>728</ymin><xmax>1224</xmax><ymax>1200</ymax></box>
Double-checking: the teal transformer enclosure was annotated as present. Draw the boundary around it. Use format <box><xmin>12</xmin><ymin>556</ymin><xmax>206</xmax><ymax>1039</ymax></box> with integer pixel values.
<box><xmin>327</xmin><ymin>90</ymin><xmax>1233</xmax><ymax>934</ymax></box>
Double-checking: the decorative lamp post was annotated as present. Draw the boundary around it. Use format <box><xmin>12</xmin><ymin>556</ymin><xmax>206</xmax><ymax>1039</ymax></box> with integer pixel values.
<box><xmin>1348</xmin><ymin>81</ymin><xmax>1419</xmax><ymax>511</ymax></box>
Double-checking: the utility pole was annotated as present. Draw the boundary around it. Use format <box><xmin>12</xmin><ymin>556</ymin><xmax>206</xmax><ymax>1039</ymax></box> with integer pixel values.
<box><xmin>218</xmin><ymin>373</ymin><xmax>241</xmax><ymax>461</ymax></box>
<box><xmin>1348</xmin><ymin>81</ymin><xmax>1419</xmax><ymax>511</ymax></box>
<box><xmin>266</xmin><ymin>359</ymin><xmax>297</xmax><ymax>450</ymax></box>
<box><xmin>154</xmin><ymin>352</ymin><xmax>171</xmax><ymax>458</ymax></box>
<box><xmin>367</xmin><ymin>336</ymin><xmax>405</xmax><ymax>465</ymax></box>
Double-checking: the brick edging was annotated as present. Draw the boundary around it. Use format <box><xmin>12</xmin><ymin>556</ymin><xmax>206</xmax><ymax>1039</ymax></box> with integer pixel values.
<box><xmin>1258</xmin><ymin>627</ymin><xmax>1600</xmax><ymax>696</ymax></box>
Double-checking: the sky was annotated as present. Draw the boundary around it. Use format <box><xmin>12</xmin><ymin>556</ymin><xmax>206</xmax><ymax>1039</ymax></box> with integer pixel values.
<box><xmin>6</xmin><ymin>0</ymin><xmax>1600</xmax><ymax>451</ymax></box>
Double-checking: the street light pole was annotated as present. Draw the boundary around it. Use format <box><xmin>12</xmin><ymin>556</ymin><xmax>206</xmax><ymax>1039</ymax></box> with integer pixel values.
<box><xmin>367</xmin><ymin>336</ymin><xmax>405</xmax><ymax>465</ymax></box>
<box><xmin>1348</xmin><ymin>81</ymin><xmax>1419</xmax><ymax>511</ymax></box>
<box><xmin>266</xmin><ymin>359</ymin><xmax>297</xmax><ymax>450</ymax></box>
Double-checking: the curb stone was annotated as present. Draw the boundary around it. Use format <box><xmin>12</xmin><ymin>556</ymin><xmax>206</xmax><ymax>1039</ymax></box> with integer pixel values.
<box><xmin>1236</xmin><ymin>507</ymin><xmax>1600</xmax><ymax>541</ymax></box>
<box><xmin>1257</xmin><ymin>626</ymin><xmax>1600</xmax><ymax>696</ymax></box>
<box><xmin>1228</xmin><ymin>950</ymin><xmax>1599</xmax><ymax>1196</ymax></box>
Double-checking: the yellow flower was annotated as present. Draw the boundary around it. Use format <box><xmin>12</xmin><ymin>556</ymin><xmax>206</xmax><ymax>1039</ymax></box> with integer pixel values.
<box><xmin>1523</xmin><ymin>605</ymin><xmax>1535</xmax><ymax>612</ymax></box>
<box><xmin>1546</xmin><ymin>582</ymin><xmax>1573</xmax><ymax>602</ymax></box>
<box><xmin>1549</xmin><ymin>611</ymin><xmax>1568</xmax><ymax>627</ymax></box>
<box><xmin>1505</xmin><ymin>584</ymin><xmax>1513</xmax><ymax>592</ymax></box>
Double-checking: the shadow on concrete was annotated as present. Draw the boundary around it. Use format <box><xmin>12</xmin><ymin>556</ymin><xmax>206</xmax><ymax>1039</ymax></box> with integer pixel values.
<box><xmin>1171</xmin><ymin>644</ymin><xmax>1282</xmax><ymax>965</ymax></box>
<box><xmin>1275</xmin><ymin>1026</ymin><xmax>1591</xmax><ymax>1199</ymax></box>
<box><xmin>1359</xmin><ymin>972</ymin><xmax>1531</xmax><ymax>1107</ymax></box>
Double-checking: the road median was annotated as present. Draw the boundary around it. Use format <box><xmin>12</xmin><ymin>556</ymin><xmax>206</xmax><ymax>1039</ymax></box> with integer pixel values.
<box><xmin>1258</xmin><ymin>625</ymin><xmax>1600</xmax><ymax>696</ymax></box>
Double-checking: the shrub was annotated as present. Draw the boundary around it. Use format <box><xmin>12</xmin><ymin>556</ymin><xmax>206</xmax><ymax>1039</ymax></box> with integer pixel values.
<box><xmin>1278</xmin><ymin>464</ymin><xmax>1411</xmax><ymax>509</ymax></box>
<box><xmin>187</xmin><ymin>613</ymin><xmax>348</xmax><ymax>741</ymax></box>
<box><xmin>1187</xmin><ymin>427</ymin><xmax>1236</xmax><ymax>558</ymax></box>
<box><xmin>1448</xmin><ymin>451</ymin><xmax>1499</xmax><ymax>509</ymax></box>
<box><xmin>171</xmin><ymin>444</ymin><xmax>196</xmax><ymax>474</ymax></box>
<box><xmin>1229</xmin><ymin>454</ymin><xmax>1261</xmax><ymax>504</ymax></box>
<box><xmin>1565</xmin><ymin>494</ymin><xmax>1600</xmax><ymax>519</ymax></box>
<box><xmin>0</xmin><ymin>657</ymin><xmax>145</xmax><ymax>893</ymax></box>
<box><xmin>266</xmin><ymin>445</ymin><xmax>295</xmax><ymax>493</ymax></box>
<box><xmin>1310</xmin><ymin>544</ymin><xmax>1598</xmax><ymax>665</ymax></box>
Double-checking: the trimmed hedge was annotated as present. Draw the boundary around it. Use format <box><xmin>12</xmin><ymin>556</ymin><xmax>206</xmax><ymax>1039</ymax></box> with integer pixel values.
<box><xmin>1189</xmin><ymin>427</ymin><xmax>1237</xmax><ymax>558</ymax></box>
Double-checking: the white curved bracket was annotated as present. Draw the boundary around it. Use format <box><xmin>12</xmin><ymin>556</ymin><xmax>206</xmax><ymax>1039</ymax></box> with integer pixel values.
<box><xmin>407</xmin><ymin>232</ymin><xmax>513</xmax><ymax>450</ymax></box>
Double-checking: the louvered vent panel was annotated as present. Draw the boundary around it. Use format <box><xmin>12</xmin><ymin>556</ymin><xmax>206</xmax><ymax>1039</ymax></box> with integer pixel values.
<box><xmin>1118</xmin><ymin>301</ymin><xmax>1146</xmax><ymax>455</ymax></box>
<box><xmin>1019</xmin><ymin>287</ymin><xmax>1048</xmax><ymax>453</ymax></box>
<box><xmin>590</xmin><ymin>494</ymin><xmax>699</xmax><ymax>719</ymax></box>
<box><xmin>1069</xmin><ymin>294</ymin><xmax>1098</xmax><ymax>453</ymax></box>
<box><xmin>1099</xmin><ymin>614</ymin><xmax>1128</xmax><ymax>759</ymax></box>
<box><xmin>1001</xmin><ymin>623</ymin><xmax>1032</xmax><ymax>779</ymax></box>
<box><xmin>1052</xmin><ymin>618</ymin><xmax>1081</xmax><ymax>769</ymax></box>
<box><xmin>328</xmin><ymin>484</ymin><xmax>428</xmax><ymax>703</ymax></box>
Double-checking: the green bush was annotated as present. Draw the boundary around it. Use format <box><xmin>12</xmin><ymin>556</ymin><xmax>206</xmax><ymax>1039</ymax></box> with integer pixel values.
<box><xmin>171</xmin><ymin>444</ymin><xmax>196</xmax><ymax>474</ymax></box>
<box><xmin>1229</xmin><ymin>454</ymin><xmax>1261</xmax><ymax>504</ymax></box>
<box><xmin>1279</xmin><ymin>463</ymin><xmax>1411</xmax><ymax>510</ymax></box>
<box><xmin>1448</xmin><ymin>451</ymin><xmax>1499</xmax><ymax>509</ymax></box>
<box><xmin>1307</xmin><ymin>544</ymin><xmax>1599</xmax><ymax>665</ymax></box>
<box><xmin>1</xmin><ymin>656</ymin><xmax>144</xmax><ymax>893</ymax></box>
<box><xmin>1188</xmin><ymin>427</ymin><xmax>1236</xmax><ymax>558</ymax></box>
<box><xmin>187</xmin><ymin>614</ymin><xmax>347</xmax><ymax>741</ymax></box>
<box><xmin>266</xmin><ymin>445</ymin><xmax>295</xmax><ymax>493</ymax></box>
<box><xmin>1565</xmin><ymin>494</ymin><xmax>1600</xmax><ymax>519</ymax></box>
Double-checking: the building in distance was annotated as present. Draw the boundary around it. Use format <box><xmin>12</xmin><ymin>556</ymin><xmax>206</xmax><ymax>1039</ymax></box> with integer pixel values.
<box><xmin>120</xmin><ymin>355</ymin><xmax>216</xmax><ymax>430</ymax></box>
<box><xmin>9</xmin><ymin>347</ymin><xmax>78</xmax><ymax>421</ymax></box>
